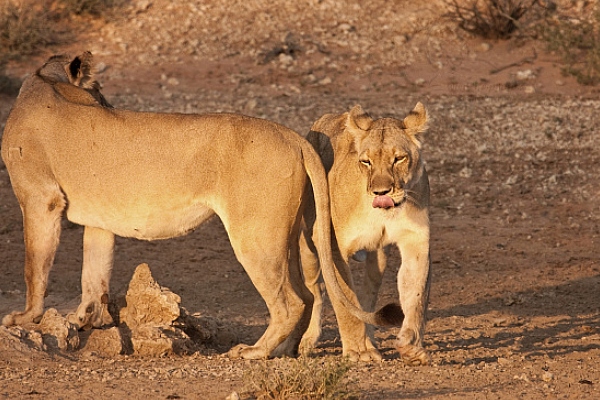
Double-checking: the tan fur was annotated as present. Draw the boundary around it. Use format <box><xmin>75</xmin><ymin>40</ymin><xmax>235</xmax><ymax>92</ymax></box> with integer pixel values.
<box><xmin>300</xmin><ymin>104</ymin><xmax>431</xmax><ymax>364</ymax></box>
<box><xmin>0</xmin><ymin>52</ymin><xmax>338</xmax><ymax>360</ymax></box>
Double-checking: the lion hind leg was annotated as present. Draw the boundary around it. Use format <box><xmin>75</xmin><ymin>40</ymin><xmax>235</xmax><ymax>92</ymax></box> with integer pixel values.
<box><xmin>272</xmin><ymin>237</ymin><xmax>315</xmax><ymax>358</ymax></box>
<box><xmin>3</xmin><ymin>191</ymin><xmax>65</xmax><ymax>326</ymax></box>
<box><xmin>298</xmin><ymin>229</ymin><xmax>323</xmax><ymax>355</ymax></box>
<box><xmin>67</xmin><ymin>226</ymin><xmax>115</xmax><ymax>329</ymax></box>
<box><xmin>226</xmin><ymin>238</ymin><xmax>308</xmax><ymax>360</ymax></box>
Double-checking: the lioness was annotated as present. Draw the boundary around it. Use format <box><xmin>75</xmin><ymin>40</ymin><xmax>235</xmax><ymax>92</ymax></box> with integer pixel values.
<box><xmin>300</xmin><ymin>104</ymin><xmax>431</xmax><ymax>364</ymax></box>
<box><xmin>0</xmin><ymin>52</ymin><xmax>365</xmax><ymax>359</ymax></box>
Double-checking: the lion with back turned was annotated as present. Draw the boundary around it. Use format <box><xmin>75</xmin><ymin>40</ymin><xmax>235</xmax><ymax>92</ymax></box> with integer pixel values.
<box><xmin>2</xmin><ymin>51</ymin><xmax>407</xmax><ymax>360</ymax></box>
<box><xmin>299</xmin><ymin>103</ymin><xmax>432</xmax><ymax>365</ymax></box>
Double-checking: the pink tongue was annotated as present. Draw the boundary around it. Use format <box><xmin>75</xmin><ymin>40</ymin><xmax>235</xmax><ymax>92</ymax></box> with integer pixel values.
<box><xmin>372</xmin><ymin>195</ymin><xmax>395</xmax><ymax>209</ymax></box>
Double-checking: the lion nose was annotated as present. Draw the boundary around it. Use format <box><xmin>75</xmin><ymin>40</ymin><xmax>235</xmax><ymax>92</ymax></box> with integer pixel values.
<box><xmin>373</xmin><ymin>188</ymin><xmax>392</xmax><ymax>196</ymax></box>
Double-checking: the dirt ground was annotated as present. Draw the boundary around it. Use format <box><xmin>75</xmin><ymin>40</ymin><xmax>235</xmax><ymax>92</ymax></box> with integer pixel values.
<box><xmin>1</xmin><ymin>0</ymin><xmax>599</xmax><ymax>398</ymax></box>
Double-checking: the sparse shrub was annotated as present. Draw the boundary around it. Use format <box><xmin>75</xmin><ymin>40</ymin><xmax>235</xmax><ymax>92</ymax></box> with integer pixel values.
<box><xmin>0</xmin><ymin>59</ymin><xmax>21</xmax><ymax>96</ymax></box>
<box><xmin>445</xmin><ymin>0</ymin><xmax>538</xmax><ymax>39</ymax></box>
<box><xmin>58</xmin><ymin>0</ymin><xmax>125</xmax><ymax>16</ymax></box>
<box><xmin>539</xmin><ymin>9</ymin><xmax>600</xmax><ymax>85</ymax></box>
<box><xmin>242</xmin><ymin>357</ymin><xmax>354</xmax><ymax>400</ymax></box>
<box><xmin>0</xmin><ymin>0</ymin><xmax>60</xmax><ymax>56</ymax></box>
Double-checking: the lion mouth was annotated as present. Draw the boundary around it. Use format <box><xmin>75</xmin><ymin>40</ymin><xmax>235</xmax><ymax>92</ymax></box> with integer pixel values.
<box><xmin>372</xmin><ymin>195</ymin><xmax>396</xmax><ymax>209</ymax></box>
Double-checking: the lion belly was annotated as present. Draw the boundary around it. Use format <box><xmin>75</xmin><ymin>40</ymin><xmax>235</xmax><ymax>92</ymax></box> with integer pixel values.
<box><xmin>66</xmin><ymin>196</ymin><xmax>215</xmax><ymax>240</ymax></box>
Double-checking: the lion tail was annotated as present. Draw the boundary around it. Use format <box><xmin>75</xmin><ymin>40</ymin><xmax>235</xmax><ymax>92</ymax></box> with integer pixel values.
<box><xmin>299</xmin><ymin>141</ymin><xmax>404</xmax><ymax>327</ymax></box>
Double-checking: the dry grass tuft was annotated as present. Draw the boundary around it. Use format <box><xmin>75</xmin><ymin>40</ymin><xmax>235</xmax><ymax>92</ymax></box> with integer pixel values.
<box><xmin>445</xmin><ymin>0</ymin><xmax>538</xmax><ymax>39</ymax></box>
<box><xmin>242</xmin><ymin>356</ymin><xmax>355</xmax><ymax>400</ymax></box>
<box><xmin>0</xmin><ymin>0</ymin><xmax>60</xmax><ymax>56</ymax></box>
<box><xmin>539</xmin><ymin>7</ymin><xmax>600</xmax><ymax>85</ymax></box>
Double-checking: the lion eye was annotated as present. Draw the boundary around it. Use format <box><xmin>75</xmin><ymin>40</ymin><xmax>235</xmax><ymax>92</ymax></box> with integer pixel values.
<box><xmin>360</xmin><ymin>159</ymin><xmax>371</xmax><ymax>167</ymax></box>
<box><xmin>394</xmin><ymin>156</ymin><xmax>407</xmax><ymax>164</ymax></box>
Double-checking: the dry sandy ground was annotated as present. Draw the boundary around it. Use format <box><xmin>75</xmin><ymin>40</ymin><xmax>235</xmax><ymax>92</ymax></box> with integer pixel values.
<box><xmin>0</xmin><ymin>0</ymin><xmax>599</xmax><ymax>398</ymax></box>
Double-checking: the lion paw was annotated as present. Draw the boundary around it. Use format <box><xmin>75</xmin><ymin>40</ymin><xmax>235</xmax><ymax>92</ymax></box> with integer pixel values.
<box><xmin>298</xmin><ymin>335</ymin><xmax>319</xmax><ymax>356</ymax></box>
<box><xmin>2</xmin><ymin>310</ymin><xmax>42</xmax><ymax>327</ymax></box>
<box><xmin>227</xmin><ymin>344</ymin><xmax>269</xmax><ymax>360</ymax></box>
<box><xmin>396</xmin><ymin>343</ymin><xmax>430</xmax><ymax>366</ymax></box>
<box><xmin>345</xmin><ymin>348</ymin><xmax>382</xmax><ymax>362</ymax></box>
<box><xmin>67</xmin><ymin>301</ymin><xmax>112</xmax><ymax>330</ymax></box>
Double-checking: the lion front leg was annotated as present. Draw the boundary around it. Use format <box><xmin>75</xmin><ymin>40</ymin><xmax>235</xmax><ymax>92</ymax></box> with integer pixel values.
<box><xmin>395</xmin><ymin>235</ymin><xmax>431</xmax><ymax>366</ymax></box>
<box><xmin>357</xmin><ymin>248</ymin><xmax>387</xmax><ymax>343</ymax></box>
<box><xmin>67</xmin><ymin>226</ymin><xmax>115</xmax><ymax>329</ymax></box>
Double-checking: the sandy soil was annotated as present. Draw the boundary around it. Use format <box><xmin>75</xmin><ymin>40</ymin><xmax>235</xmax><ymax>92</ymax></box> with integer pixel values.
<box><xmin>0</xmin><ymin>0</ymin><xmax>599</xmax><ymax>398</ymax></box>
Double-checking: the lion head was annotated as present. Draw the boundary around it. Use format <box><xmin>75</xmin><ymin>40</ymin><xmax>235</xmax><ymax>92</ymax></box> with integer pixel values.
<box><xmin>342</xmin><ymin>102</ymin><xmax>428</xmax><ymax>210</ymax></box>
<box><xmin>35</xmin><ymin>51</ymin><xmax>112</xmax><ymax>108</ymax></box>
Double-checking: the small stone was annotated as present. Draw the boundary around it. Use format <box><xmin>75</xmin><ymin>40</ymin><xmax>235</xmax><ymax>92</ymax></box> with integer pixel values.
<box><xmin>459</xmin><ymin>167</ymin><xmax>472</xmax><ymax>178</ymax></box>
<box><xmin>516</xmin><ymin>70</ymin><xmax>535</xmax><ymax>80</ymax></box>
<box><xmin>226</xmin><ymin>392</ymin><xmax>240</xmax><ymax>400</ymax></box>
<box><xmin>278</xmin><ymin>53</ymin><xmax>294</xmax><ymax>66</ymax></box>
<box><xmin>497</xmin><ymin>357</ymin><xmax>511</xmax><ymax>366</ymax></box>
<box><xmin>94</xmin><ymin>62</ymin><xmax>108</xmax><ymax>74</ymax></box>
<box><xmin>393</xmin><ymin>35</ymin><xmax>408</xmax><ymax>45</ymax></box>
<box><xmin>542</xmin><ymin>371</ymin><xmax>554</xmax><ymax>382</ymax></box>
<box><xmin>338</xmin><ymin>23</ymin><xmax>352</xmax><ymax>32</ymax></box>
<box><xmin>479</xmin><ymin>42</ymin><xmax>491</xmax><ymax>52</ymax></box>
<box><xmin>245</xmin><ymin>99</ymin><xmax>257</xmax><ymax>111</ymax></box>
<box><xmin>84</xmin><ymin>327</ymin><xmax>123</xmax><ymax>357</ymax></box>
<box><xmin>37</xmin><ymin>308</ymin><xmax>79</xmax><ymax>351</ymax></box>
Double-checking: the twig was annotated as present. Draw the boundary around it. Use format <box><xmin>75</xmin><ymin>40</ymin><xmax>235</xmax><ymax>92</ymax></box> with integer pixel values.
<box><xmin>489</xmin><ymin>48</ymin><xmax>537</xmax><ymax>74</ymax></box>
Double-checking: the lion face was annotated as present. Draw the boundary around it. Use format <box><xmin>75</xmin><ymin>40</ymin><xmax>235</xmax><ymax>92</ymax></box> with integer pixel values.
<box><xmin>346</xmin><ymin>104</ymin><xmax>428</xmax><ymax>209</ymax></box>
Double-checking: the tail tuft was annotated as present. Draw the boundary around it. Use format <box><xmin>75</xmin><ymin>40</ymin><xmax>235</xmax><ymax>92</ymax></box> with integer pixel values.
<box><xmin>374</xmin><ymin>303</ymin><xmax>404</xmax><ymax>326</ymax></box>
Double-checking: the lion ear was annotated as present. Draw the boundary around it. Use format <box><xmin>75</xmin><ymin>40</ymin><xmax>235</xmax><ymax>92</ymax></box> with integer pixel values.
<box><xmin>402</xmin><ymin>102</ymin><xmax>428</xmax><ymax>148</ymax></box>
<box><xmin>403</xmin><ymin>102</ymin><xmax>428</xmax><ymax>134</ymax></box>
<box><xmin>67</xmin><ymin>51</ymin><xmax>95</xmax><ymax>89</ymax></box>
<box><xmin>346</xmin><ymin>105</ymin><xmax>373</xmax><ymax>132</ymax></box>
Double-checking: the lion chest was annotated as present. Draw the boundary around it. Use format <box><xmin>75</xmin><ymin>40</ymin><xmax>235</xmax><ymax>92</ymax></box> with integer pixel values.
<box><xmin>332</xmin><ymin>203</ymin><xmax>427</xmax><ymax>260</ymax></box>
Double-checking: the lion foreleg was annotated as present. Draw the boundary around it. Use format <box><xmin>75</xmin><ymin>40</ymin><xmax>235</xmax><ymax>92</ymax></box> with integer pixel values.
<box><xmin>67</xmin><ymin>226</ymin><xmax>114</xmax><ymax>329</ymax></box>
<box><xmin>358</xmin><ymin>248</ymin><xmax>387</xmax><ymax>312</ymax></box>
<box><xmin>395</xmin><ymin>237</ymin><xmax>431</xmax><ymax>366</ymax></box>
<box><xmin>357</xmin><ymin>248</ymin><xmax>387</xmax><ymax>342</ymax></box>
<box><xmin>328</xmin><ymin>250</ymin><xmax>382</xmax><ymax>362</ymax></box>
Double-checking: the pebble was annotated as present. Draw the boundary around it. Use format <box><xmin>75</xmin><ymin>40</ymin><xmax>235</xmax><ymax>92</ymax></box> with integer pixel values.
<box><xmin>497</xmin><ymin>357</ymin><xmax>511</xmax><ymax>366</ymax></box>
<box><xmin>479</xmin><ymin>42</ymin><xmax>491</xmax><ymax>52</ymax></box>
<box><xmin>516</xmin><ymin>69</ymin><xmax>535</xmax><ymax>80</ymax></box>
<box><xmin>542</xmin><ymin>371</ymin><xmax>554</xmax><ymax>382</ymax></box>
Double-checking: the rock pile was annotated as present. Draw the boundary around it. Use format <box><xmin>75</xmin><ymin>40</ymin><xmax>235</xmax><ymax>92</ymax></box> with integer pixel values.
<box><xmin>1</xmin><ymin>263</ymin><xmax>237</xmax><ymax>357</ymax></box>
